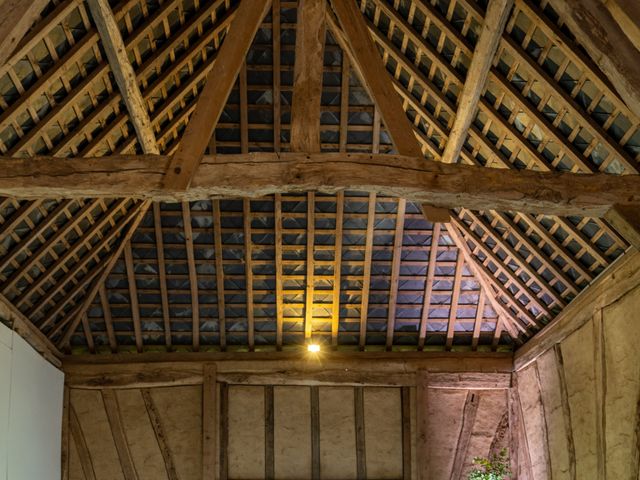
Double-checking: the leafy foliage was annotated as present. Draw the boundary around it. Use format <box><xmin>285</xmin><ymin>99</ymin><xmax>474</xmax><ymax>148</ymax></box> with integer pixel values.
<box><xmin>467</xmin><ymin>448</ymin><xmax>512</xmax><ymax>480</ymax></box>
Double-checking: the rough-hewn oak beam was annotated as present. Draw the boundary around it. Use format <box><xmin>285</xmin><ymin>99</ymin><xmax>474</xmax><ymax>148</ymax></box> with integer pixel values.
<box><xmin>548</xmin><ymin>0</ymin><xmax>640</xmax><ymax>119</ymax></box>
<box><xmin>514</xmin><ymin>248</ymin><xmax>640</xmax><ymax>370</ymax></box>
<box><xmin>163</xmin><ymin>0</ymin><xmax>272</xmax><ymax>190</ymax></box>
<box><xmin>87</xmin><ymin>0</ymin><xmax>159</xmax><ymax>155</ymax></box>
<box><xmin>289</xmin><ymin>0</ymin><xmax>326</xmax><ymax>152</ymax></box>
<box><xmin>327</xmin><ymin>2</ymin><xmax>450</xmax><ymax>221</ymax></box>
<box><xmin>602</xmin><ymin>0</ymin><xmax>640</xmax><ymax>51</ymax></box>
<box><xmin>2</xmin><ymin>152</ymin><xmax>640</xmax><ymax>216</ymax></box>
<box><xmin>329</xmin><ymin>0</ymin><xmax>422</xmax><ymax>157</ymax></box>
<box><xmin>604</xmin><ymin>205</ymin><xmax>640</xmax><ymax>250</ymax></box>
<box><xmin>0</xmin><ymin>0</ymin><xmax>49</xmax><ymax>67</ymax></box>
<box><xmin>62</xmin><ymin>351</ymin><xmax>514</xmax><ymax>389</ymax></box>
<box><xmin>441</xmin><ymin>0</ymin><xmax>513</xmax><ymax>164</ymax></box>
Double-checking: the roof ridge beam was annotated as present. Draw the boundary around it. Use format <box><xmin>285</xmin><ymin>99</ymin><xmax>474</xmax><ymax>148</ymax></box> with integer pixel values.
<box><xmin>441</xmin><ymin>0</ymin><xmax>513</xmax><ymax>164</ymax></box>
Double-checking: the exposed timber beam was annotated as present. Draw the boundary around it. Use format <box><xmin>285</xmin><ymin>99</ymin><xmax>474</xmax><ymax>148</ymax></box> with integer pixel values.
<box><xmin>61</xmin><ymin>351</ymin><xmax>514</xmax><ymax>389</ymax></box>
<box><xmin>441</xmin><ymin>0</ymin><xmax>513</xmax><ymax>164</ymax></box>
<box><xmin>604</xmin><ymin>205</ymin><xmax>640</xmax><ymax>250</ymax></box>
<box><xmin>0</xmin><ymin>293</ymin><xmax>62</xmax><ymax>367</ymax></box>
<box><xmin>441</xmin><ymin>217</ymin><xmax>523</xmax><ymax>341</ymax></box>
<box><xmin>329</xmin><ymin>0</ymin><xmax>422</xmax><ymax>158</ymax></box>
<box><xmin>548</xmin><ymin>0</ymin><xmax>640</xmax><ymax>119</ymax></box>
<box><xmin>289</xmin><ymin>0</ymin><xmax>326</xmax><ymax>152</ymax></box>
<box><xmin>3</xmin><ymin>152</ymin><xmax>640</xmax><ymax>216</ymax></box>
<box><xmin>602</xmin><ymin>0</ymin><xmax>640</xmax><ymax>51</ymax></box>
<box><xmin>0</xmin><ymin>0</ymin><xmax>49</xmax><ymax>67</ymax></box>
<box><xmin>56</xmin><ymin>201</ymin><xmax>151</xmax><ymax>349</ymax></box>
<box><xmin>514</xmin><ymin>248</ymin><xmax>640</xmax><ymax>370</ymax></box>
<box><xmin>86</xmin><ymin>0</ymin><xmax>160</xmax><ymax>155</ymax></box>
<box><xmin>163</xmin><ymin>0</ymin><xmax>272</xmax><ymax>190</ymax></box>
<box><xmin>327</xmin><ymin>0</ymin><xmax>450</xmax><ymax>220</ymax></box>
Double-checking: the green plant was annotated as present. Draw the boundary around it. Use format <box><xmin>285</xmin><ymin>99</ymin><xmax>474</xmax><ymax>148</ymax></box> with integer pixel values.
<box><xmin>467</xmin><ymin>448</ymin><xmax>512</xmax><ymax>480</ymax></box>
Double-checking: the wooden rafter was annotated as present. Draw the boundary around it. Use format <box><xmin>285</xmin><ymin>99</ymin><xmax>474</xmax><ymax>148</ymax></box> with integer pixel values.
<box><xmin>359</xmin><ymin>192</ymin><xmax>376</xmax><ymax>350</ymax></box>
<box><xmin>163</xmin><ymin>0</ymin><xmax>272</xmax><ymax>190</ymax></box>
<box><xmin>548</xmin><ymin>0</ymin><xmax>640</xmax><ymax>119</ymax></box>
<box><xmin>441</xmin><ymin>0</ymin><xmax>513</xmax><ymax>164</ymax></box>
<box><xmin>604</xmin><ymin>206</ymin><xmax>640</xmax><ymax>250</ymax></box>
<box><xmin>86</xmin><ymin>0</ymin><xmax>159</xmax><ymax>155</ymax></box>
<box><xmin>328</xmin><ymin>0</ymin><xmax>421</xmax><ymax>158</ymax></box>
<box><xmin>453</xmin><ymin>216</ymin><xmax>548</xmax><ymax>326</ymax></box>
<box><xmin>152</xmin><ymin>204</ymin><xmax>171</xmax><ymax>351</ymax></box>
<box><xmin>0</xmin><ymin>0</ymin><xmax>49</xmax><ymax>67</ymax></box>
<box><xmin>328</xmin><ymin>0</ymin><xmax>449</xmax><ymax>220</ymax></box>
<box><xmin>212</xmin><ymin>199</ymin><xmax>227</xmax><ymax>350</ymax></box>
<box><xmin>418</xmin><ymin>223</ymin><xmax>441</xmax><ymax>350</ymax></box>
<box><xmin>98</xmin><ymin>284</ymin><xmax>117</xmax><ymax>354</ymax></box>
<box><xmin>445</xmin><ymin>254</ymin><xmax>465</xmax><ymax>351</ymax></box>
<box><xmin>182</xmin><ymin>202</ymin><xmax>200</xmax><ymax>351</ymax></box>
<box><xmin>124</xmin><ymin>241</ymin><xmax>143</xmax><ymax>353</ymax></box>
<box><xmin>331</xmin><ymin>192</ymin><xmax>344</xmax><ymax>348</ymax></box>
<box><xmin>304</xmin><ymin>193</ymin><xmax>316</xmax><ymax>342</ymax></box>
<box><xmin>4</xmin><ymin>152</ymin><xmax>640</xmax><ymax>217</ymax></box>
<box><xmin>442</xmin><ymin>217</ymin><xmax>523</xmax><ymax>343</ymax></box>
<box><xmin>56</xmin><ymin>201</ymin><xmax>150</xmax><ymax>349</ymax></box>
<box><xmin>274</xmin><ymin>194</ymin><xmax>283</xmax><ymax>350</ymax></box>
<box><xmin>386</xmin><ymin>198</ymin><xmax>406</xmax><ymax>350</ymax></box>
<box><xmin>602</xmin><ymin>0</ymin><xmax>640</xmax><ymax>51</ymax></box>
<box><xmin>243</xmin><ymin>198</ymin><xmax>255</xmax><ymax>350</ymax></box>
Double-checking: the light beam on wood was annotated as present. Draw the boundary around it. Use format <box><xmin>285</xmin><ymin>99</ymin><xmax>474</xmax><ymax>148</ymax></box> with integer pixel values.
<box><xmin>441</xmin><ymin>0</ymin><xmax>513</xmax><ymax>164</ymax></box>
<box><xmin>163</xmin><ymin>0</ymin><xmax>272</xmax><ymax>190</ymax></box>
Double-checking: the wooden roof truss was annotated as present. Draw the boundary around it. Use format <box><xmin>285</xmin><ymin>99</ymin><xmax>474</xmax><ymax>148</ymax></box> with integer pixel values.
<box><xmin>0</xmin><ymin>0</ymin><xmax>636</xmax><ymax>356</ymax></box>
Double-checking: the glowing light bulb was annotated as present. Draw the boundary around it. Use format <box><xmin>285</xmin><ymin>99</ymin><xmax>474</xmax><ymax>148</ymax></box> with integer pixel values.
<box><xmin>307</xmin><ymin>344</ymin><xmax>321</xmax><ymax>353</ymax></box>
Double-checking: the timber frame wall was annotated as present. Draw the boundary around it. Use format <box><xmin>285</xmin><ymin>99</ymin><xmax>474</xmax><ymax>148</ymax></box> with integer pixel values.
<box><xmin>61</xmin><ymin>351</ymin><xmax>517</xmax><ymax>480</ymax></box>
<box><xmin>512</xmin><ymin>247</ymin><xmax>640</xmax><ymax>479</ymax></box>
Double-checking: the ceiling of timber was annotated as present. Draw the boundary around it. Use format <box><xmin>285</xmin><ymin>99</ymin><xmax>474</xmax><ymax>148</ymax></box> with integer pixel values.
<box><xmin>0</xmin><ymin>0</ymin><xmax>636</xmax><ymax>354</ymax></box>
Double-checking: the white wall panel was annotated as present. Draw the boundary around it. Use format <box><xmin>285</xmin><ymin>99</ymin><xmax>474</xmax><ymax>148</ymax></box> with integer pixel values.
<box><xmin>0</xmin><ymin>322</ymin><xmax>64</xmax><ymax>480</ymax></box>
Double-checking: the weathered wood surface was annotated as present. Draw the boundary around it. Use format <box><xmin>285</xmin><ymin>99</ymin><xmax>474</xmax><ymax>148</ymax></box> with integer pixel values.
<box><xmin>1</xmin><ymin>153</ymin><xmax>640</xmax><ymax>216</ymax></box>
<box><xmin>514</xmin><ymin>248</ymin><xmax>640</xmax><ymax>370</ymax></box>
<box><xmin>289</xmin><ymin>0</ymin><xmax>325</xmax><ymax>153</ymax></box>
<box><xmin>604</xmin><ymin>205</ymin><xmax>640</xmax><ymax>249</ymax></box>
<box><xmin>86</xmin><ymin>0</ymin><xmax>159</xmax><ymax>155</ymax></box>
<box><xmin>548</xmin><ymin>0</ymin><xmax>640</xmax><ymax>119</ymax></box>
<box><xmin>441</xmin><ymin>0</ymin><xmax>513</xmax><ymax>164</ymax></box>
<box><xmin>62</xmin><ymin>354</ymin><xmax>512</xmax><ymax>390</ymax></box>
<box><xmin>163</xmin><ymin>1</ymin><xmax>272</xmax><ymax>190</ymax></box>
<box><xmin>0</xmin><ymin>0</ymin><xmax>49</xmax><ymax>67</ymax></box>
<box><xmin>514</xmin><ymin>275</ymin><xmax>640</xmax><ymax>480</ymax></box>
